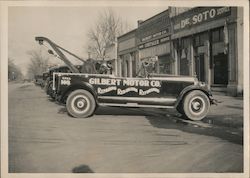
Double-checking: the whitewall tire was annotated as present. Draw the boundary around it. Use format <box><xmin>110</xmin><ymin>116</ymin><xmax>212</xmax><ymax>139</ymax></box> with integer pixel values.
<box><xmin>183</xmin><ymin>90</ymin><xmax>210</xmax><ymax>121</ymax></box>
<box><xmin>66</xmin><ymin>89</ymin><xmax>96</xmax><ymax>118</ymax></box>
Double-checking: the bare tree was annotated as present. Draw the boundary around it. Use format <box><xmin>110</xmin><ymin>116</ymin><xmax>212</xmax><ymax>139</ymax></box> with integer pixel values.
<box><xmin>86</xmin><ymin>8</ymin><xmax>131</xmax><ymax>60</ymax></box>
<box><xmin>8</xmin><ymin>59</ymin><xmax>23</xmax><ymax>81</ymax></box>
<box><xmin>26</xmin><ymin>49</ymin><xmax>50</xmax><ymax>79</ymax></box>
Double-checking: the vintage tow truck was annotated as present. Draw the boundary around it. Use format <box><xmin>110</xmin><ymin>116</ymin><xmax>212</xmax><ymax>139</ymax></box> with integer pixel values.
<box><xmin>35</xmin><ymin>37</ymin><xmax>216</xmax><ymax>121</ymax></box>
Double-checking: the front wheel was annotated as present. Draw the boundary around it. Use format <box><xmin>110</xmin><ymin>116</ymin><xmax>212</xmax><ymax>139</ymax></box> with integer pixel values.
<box><xmin>66</xmin><ymin>89</ymin><xmax>96</xmax><ymax>118</ymax></box>
<box><xmin>183</xmin><ymin>90</ymin><xmax>210</xmax><ymax>121</ymax></box>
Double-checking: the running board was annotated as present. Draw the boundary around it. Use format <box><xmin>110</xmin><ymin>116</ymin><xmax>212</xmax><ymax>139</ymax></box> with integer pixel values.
<box><xmin>99</xmin><ymin>103</ymin><xmax>175</xmax><ymax>109</ymax></box>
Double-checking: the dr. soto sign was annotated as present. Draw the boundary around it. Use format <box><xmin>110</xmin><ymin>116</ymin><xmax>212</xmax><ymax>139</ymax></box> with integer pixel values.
<box><xmin>173</xmin><ymin>7</ymin><xmax>231</xmax><ymax>31</ymax></box>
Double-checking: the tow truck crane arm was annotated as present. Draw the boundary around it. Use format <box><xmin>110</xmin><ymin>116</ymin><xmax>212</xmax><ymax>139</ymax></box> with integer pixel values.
<box><xmin>35</xmin><ymin>36</ymin><xmax>80</xmax><ymax>73</ymax></box>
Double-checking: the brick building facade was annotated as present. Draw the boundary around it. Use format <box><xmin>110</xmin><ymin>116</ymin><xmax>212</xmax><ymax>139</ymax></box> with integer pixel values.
<box><xmin>117</xmin><ymin>7</ymin><xmax>243</xmax><ymax>96</ymax></box>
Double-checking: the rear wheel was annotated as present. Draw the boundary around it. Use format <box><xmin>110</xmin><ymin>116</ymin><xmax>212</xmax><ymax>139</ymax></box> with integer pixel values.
<box><xmin>183</xmin><ymin>90</ymin><xmax>210</xmax><ymax>121</ymax></box>
<box><xmin>66</xmin><ymin>89</ymin><xmax>96</xmax><ymax>118</ymax></box>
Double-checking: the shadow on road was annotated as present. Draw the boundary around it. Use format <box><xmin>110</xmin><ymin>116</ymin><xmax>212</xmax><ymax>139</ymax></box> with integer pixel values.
<box><xmin>48</xmin><ymin>98</ymin><xmax>55</xmax><ymax>102</ymax></box>
<box><xmin>95</xmin><ymin>106</ymin><xmax>155</xmax><ymax>116</ymax></box>
<box><xmin>19</xmin><ymin>84</ymin><xmax>33</xmax><ymax>89</ymax></box>
<box><xmin>72</xmin><ymin>164</ymin><xmax>94</xmax><ymax>173</ymax></box>
<box><xmin>58</xmin><ymin>107</ymin><xmax>67</xmax><ymax>114</ymax></box>
<box><xmin>203</xmin><ymin>115</ymin><xmax>243</xmax><ymax>128</ymax></box>
<box><xmin>57</xmin><ymin>105</ymin><xmax>243</xmax><ymax>145</ymax></box>
<box><xmin>145</xmin><ymin>114</ymin><xmax>243</xmax><ymax>145</ymax></box>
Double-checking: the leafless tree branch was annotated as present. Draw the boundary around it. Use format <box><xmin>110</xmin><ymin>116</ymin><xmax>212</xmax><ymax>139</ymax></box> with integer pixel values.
<box><xmin>86</xmin><ymin>8</ymin><xmax>132</xmax><ymax>60</ymax></box>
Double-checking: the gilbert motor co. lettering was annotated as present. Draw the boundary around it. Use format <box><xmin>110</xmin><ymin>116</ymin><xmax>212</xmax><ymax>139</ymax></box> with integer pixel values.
<box><xmin>89</xmin><ymin>78</ymin><xmax>161</xmax><ymax>87</ymax></box>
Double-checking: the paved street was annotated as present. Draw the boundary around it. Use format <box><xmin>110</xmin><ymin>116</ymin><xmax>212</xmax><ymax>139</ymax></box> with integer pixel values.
<box><xmin>8</xmin><ymin>82</ymin><xmax>243</xmax><ymax>173</ymax></box>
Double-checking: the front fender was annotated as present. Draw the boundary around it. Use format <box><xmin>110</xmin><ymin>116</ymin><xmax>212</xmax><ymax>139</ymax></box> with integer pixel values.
<box><xmin>175</xmin><ymin>84</ymin><xmax>212</xmax><ymax>107</ymax></box>
<box><xmin>60</xmin><ymin>82</ymin><xmax>98</xmax><ymax>103</ymax></box>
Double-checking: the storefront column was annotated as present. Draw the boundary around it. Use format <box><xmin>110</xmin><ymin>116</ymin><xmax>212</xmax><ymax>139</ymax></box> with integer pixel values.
<box><xmin>156</xmin><ymin>59</ymin><xmax>160</xmax><ymax>74</ymax></box>
<box><xmin>123</xmin><ymin>60</ymin><xmax>128</xmax><ymax>77</ymax></box>
<box><xmin>129</xmin><ymin>53</ymin><xmax>133</xmax><ymax>77</ymax></box>
<box><xmin>171</xmin><ymin>41</ymin><xmax>178</xmax><ymax>75</ymax></box>
<box><xmin>135</xmin><ymin>51</ymin><xmax>139</xmax><ymax>77</ymax></box>
<box><xmin>236</xmin><ymin>8</ymin><xmax>243</xmax><ymax>95</ymax></box>
<box><xmin>117</xmin><ymin>56</ymin><xmax>122</xmax><ymax>77</ymax></box>
<box><xmin>205</xmin><ymin>39</ymin><xmax>212</xmax><ymax>88</ymax></box>
<box><xmin>114</xmin><ymin>39</ymin><xmax>118</xmax><ymax>76</ymax></box>
<box><xmin>190</xmin><ymin>41</ymin><xmax>194</xmax><ymax>76</ymax></box>
<box><xmin>138</xmin><ymin>50</ymin><xmax>143</xmax><ymax>76</ymax></box>
<box><xmin>174</xmin><ymin>48</ymin><xmax>178</xmax><ymax>75</ymax></box>
<box><xmin>114</xmin><ymin>58</ymin><xmax>118</xmax><ymax>76</ymax></box>
<box><xmin>227</xmin><ymin>24</ymin><xmax>237</xmax><ymax>96</ymax></box>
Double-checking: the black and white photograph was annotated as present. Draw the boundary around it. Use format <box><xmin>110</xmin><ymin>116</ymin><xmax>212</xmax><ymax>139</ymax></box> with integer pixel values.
<box><xmin>0</xmin><ymin>1</ymin><xmax>249</xmax><ymax>178</ymax></box>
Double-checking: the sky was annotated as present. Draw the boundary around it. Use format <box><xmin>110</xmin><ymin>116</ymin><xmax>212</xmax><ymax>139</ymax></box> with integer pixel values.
<box><xmin>8</xmin><ymin>5</ymin><xmax>168</xmax><ymax>76</ymax></box>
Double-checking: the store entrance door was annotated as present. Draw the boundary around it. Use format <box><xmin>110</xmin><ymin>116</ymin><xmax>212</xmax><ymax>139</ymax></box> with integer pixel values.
<box><xmin>180</xmin><ymin>58</ymin><xmax>189</xmax><ymax>76</ymax></box>
<box><xmin>195</xmin><ymin>54</ymin><xmax>205</xmax><ymax>82</ymax></box>
<box><xmin>213</xmin><ymin>53</ymin><xmax>228</xmax><ymax>85</ymax></box>
<box><xmin>158</xmin><ymin>55</ymin><xmax>172</xmax><ymax>74</ymax></box>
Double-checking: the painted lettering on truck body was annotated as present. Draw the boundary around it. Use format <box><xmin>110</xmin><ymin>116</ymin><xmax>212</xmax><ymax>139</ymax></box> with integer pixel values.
<box><xmin>56</xmin><ymin>74</ymin><xmax>195</xmax><ymax>101</ymax></box>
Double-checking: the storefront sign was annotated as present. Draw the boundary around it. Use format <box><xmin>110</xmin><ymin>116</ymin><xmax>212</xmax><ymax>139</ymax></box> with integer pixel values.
<box><xmin>141</xmin><ymin>29</ymin><xmax>169</xmax><ymax>42</ymax></box>
<box><xmin>144</xmin><ymin>40</ymin><xmax>159</xmax><ymax>48</ymax></box>
<box><xmin>139</xmin><ymin>36</ymin><xmax>170</xmax><ymax>49</ymax></box>
<box><xmin>141</xmin><ymin>56</ymin><xmax>158</xmax><ymax>63</ymax></box>
<box><xmin>118</xmin><ymin>38</ymin><xmax>136</xmax><ymax>52</ymax></box>
<box><xmin>173</xmin><ymin>7</ymin><xmax>230</xmax><ymax>32</ymax></box>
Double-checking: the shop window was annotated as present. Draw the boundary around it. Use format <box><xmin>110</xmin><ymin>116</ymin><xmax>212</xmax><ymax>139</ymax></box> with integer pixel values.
<box><xmin>194</xmin><ymin>33</ymin><xmax>206</xmax><ymax>47</ymax></box>
<box><xmin>181</xmin><ymin>38</ymin><xmax>189</xmax><ymax>49</ymax></box>
<box><xmin>212</xmin><ymin>28</ymin><xmax>224</xmax><ymax>43</ymax></box>
<box><xmin>158</xmin><ymin>55</ymin><xmax>172</xmax><ymax>74</ymax></box>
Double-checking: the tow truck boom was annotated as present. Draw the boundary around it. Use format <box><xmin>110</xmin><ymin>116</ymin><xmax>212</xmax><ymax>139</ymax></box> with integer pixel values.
<box><xmin>35</xmin><ymin>36</ymin><xmax>80</xmax><ymax>73</ymax></box>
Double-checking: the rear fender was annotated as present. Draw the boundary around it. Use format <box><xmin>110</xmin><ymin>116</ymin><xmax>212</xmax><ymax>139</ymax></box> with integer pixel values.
<box><xmin>175</xmin><ymin>85</ymin><xmax>212</xmax><ymax>108</ymax></box>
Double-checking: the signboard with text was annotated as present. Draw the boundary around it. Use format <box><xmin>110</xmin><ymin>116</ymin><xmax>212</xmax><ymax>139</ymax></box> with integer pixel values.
<box><xmin>173</xmin><ymin>7</ymin><xmax>231</xmax><ymax>32</ymax></box>
<box><xmin>89</xmin><ymin>77</ymin><xmax>162</xmax><ymax>96</ymax></box>
<box><xmin>139</xmin><ymin>36</ymin><xmax>170</xmax><ymax>49</ymax></box>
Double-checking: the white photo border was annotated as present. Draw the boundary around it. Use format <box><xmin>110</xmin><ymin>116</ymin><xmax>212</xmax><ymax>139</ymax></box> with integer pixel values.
<box><xmin>1</xmin><ymin>0</ymin><xmax>249</xmax><ymax>178</ymax></box>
